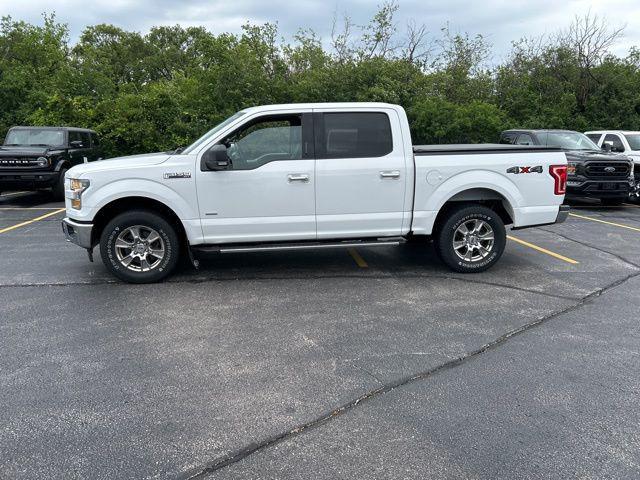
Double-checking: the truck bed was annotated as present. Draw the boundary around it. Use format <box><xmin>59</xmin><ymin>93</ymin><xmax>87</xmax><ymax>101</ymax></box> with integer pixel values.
<box><xmin>413</xmin><ymin>144</ymin><xmax>561</xmax><ymax>155</ymax></box>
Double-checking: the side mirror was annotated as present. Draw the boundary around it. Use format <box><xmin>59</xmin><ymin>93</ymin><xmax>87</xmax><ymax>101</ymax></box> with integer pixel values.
<box><xmin>602</xmin><ymin>143</ymin><xmax>612</xmax><ymax>152</ymax></box>
<box><xmin>69</xmin><ymin>140</ymin><xmax>83</xmax><ymax>148</ymax></box>
<box><xmin>202</xmin><ymin>144</ymin><xmax>232</xmax><ymax>171</ymax></box>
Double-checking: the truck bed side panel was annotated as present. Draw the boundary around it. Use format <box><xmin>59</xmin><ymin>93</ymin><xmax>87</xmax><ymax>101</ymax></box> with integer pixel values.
<box><xmin>411</xmin><ymin>151</ymin><xmax>567</xmax><ymax>235</ymax></box>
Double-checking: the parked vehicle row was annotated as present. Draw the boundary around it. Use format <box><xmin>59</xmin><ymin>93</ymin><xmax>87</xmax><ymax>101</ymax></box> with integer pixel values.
<box><xmin>500</xmin><ymin>129</ymin><xmax>635</xmax><ymax>206</ymax></box>
<box><xmin>61</xmin><ymin>102</ymin><xmax>569</xmax><ymax>283</ymax></box>
<box><xmin>1</xmin><ymin>106</ymin><xmax>636</xmax><ymax>283</ymax></box>
<box><xmin>0</xmin><ymin>126</ymin><xmax>102</xmax><ymax>200</ymax></box>
<box><xmin>585</xmin><ymin>130</ymin><xmax>640</xmax><ymax>200</ymax></box>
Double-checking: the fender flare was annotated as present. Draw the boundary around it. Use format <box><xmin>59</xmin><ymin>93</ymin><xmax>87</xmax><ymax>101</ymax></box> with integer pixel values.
<box><xmin>412</xmin><ymin>170</ymin><xmax>524</xmax><ymax>234</ymax></box>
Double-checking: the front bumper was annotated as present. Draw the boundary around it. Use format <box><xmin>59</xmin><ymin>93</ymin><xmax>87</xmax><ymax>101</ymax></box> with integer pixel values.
<box><xmin>62</xmin><ymin>217</ymin><xmax>93</xmax><ymax>249</ymax></box>
<box><xmin>0</xmin><ymin>170</ymin><xmax>59</xmax><ymax>189</ymax></box>
<box><xmin>566</xmin><ymin>179</ymin><xmax>630</xmax><ymax>199</ymax></box>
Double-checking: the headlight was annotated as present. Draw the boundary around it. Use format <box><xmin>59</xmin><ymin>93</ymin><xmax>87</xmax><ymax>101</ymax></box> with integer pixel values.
<box><xmin>567</xmin><ymin>162</ymin><xmax>577</xmax><ymax>175</ymax></box>
<box><xmin>36</xmin><ymin>156</ymin><xmax>49</xmax><ymax>167</ymax></box>
<box><xmin>68</xmin><ymin>178</ymin><xmax>90</xmax><ymax>210</ymax></box>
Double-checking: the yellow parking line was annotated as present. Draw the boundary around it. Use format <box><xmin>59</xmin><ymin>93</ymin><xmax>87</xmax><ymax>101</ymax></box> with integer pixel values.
<box><xmin>0</xmin><ymin>208</ymin><xmax>66</xmax><ymax>234</ymax></box>
<box><xmin>348</xmin><ymin>248</ymin><xmax>368</xmax><ymax>268</ymax></box>
<box><xmin>507</xmin><ymin>235</ymin><xmax>579</xmax><ymax>265</ymax></box>
<box><xmin>569</xmin><ymin>213</ymin><xmax>640</xmax><ymax>233</ymax></box>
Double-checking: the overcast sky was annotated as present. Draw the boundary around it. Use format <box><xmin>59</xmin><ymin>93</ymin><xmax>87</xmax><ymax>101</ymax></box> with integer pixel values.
<box><xmin>1</xmin><ymin>0</ymin><xmax>638</xmax><ymax>60</ymax></box>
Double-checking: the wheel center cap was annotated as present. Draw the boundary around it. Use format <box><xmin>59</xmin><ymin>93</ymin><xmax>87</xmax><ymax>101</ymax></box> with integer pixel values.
<box><xmin>468</xmin><ymin>235</ymin><xmax>479</xmax><ymax>246</ymax></box>
<box><xmin>134</xmin><ymin>243</ymin><xmax>146</xmax><ymax>254</ymax></box>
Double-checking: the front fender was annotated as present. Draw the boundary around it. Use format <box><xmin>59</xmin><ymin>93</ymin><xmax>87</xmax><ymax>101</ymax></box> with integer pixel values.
<box><xmin>68</xmin><ymin>178</ymin><xmax>202</xmax><ymax>242</ymax></box>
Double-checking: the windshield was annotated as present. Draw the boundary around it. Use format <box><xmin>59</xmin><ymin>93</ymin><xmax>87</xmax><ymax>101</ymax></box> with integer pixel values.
<box><xmin>182</xmin><ymin>111</ymin><xmax>246</xmax><ymax>154</ymax></box>
<box><xmin>4</xmin><ymin>129</ymin><xmax>65</xmax><ymax>147</ymax></box>
<box><xmin>623</xmin><ymin>134</ymin><xmax>640</xmax><ymax>151</ymax></box>
<box><xmin>537</xmin><ymin>131</ymin><xmax>600</xmax><ymax>151</ymax></box>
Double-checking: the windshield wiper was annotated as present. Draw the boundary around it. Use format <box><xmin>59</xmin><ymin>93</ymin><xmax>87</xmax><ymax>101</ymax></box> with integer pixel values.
<box><xmin>4</xmin><ymin>143</ymin><xmax>23</xmax><ymax>146</ymax></box>
<box><xmin>28</xmin><ymin>143</ymin><xmax>52</xmax><ymax>147</ymax></box>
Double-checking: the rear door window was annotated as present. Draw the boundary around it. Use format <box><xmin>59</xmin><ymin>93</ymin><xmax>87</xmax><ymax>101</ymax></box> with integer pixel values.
<box><xmin>315</xmin><ymin>112</ymin><xmax>393</xmax><ymax>159</ymax></box>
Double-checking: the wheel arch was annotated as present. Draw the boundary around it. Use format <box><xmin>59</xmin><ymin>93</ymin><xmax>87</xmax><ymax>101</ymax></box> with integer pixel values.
<box><xmin>432</xmin><ymin>188</ymin><xmax>514</xmax><ymax>234</ymax></box>
<box><xmin>91</xmin><ymin>196</ymin><xmax>189</xmax><ymax>250</ymax></box>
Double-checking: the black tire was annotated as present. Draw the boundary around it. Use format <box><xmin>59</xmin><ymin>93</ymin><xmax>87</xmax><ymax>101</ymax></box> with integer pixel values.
<box><xmin>601</xmin><ymin>197</ymin><xmax>624</xmax><ymax>206</ymax></box>
<box><xmin>99</xmin><ymin>210</ymin><xmax>180</xmax><ymax>283</ymax></box>
<box><xmin>434</xmin><ymin>204</ymin><xmax>506</xmax><ymax>273</ymax></box>
<box><xmin>51</xmin><ymin>169</ymin><xmax>67</xmax><ymax>201</ymax></box>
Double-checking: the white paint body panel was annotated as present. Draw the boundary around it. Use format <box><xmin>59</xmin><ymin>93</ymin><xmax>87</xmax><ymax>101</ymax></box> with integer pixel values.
<box><xmin>313</xmin><ymin>106</ymin><xmax>410</xmax><ymax>239</ymax></box>
<box><xmin>65</xmin><ymin>102</ymin><xmax>567</xmax><ymax>248</ymax></box>
<box><xmin>196</xmin><ymin>159</ymin><xmax>316</xmax><ymax>243</ymax></box>
<box><xmin>412</xmin><ymin>151</ymin><xmax>566</xmax><ymax>234</ymax></box>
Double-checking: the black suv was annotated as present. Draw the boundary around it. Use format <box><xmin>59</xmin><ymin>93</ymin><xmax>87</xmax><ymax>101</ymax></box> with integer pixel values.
<box><xmin>0</xmin><ymin>126</ymin><xmax>102</xmax><ymax>200</ymax></box>
<box><xmin>500</xmin><ymin>129</ymin><xmax>634</xmax><ymax>205</ymax></box>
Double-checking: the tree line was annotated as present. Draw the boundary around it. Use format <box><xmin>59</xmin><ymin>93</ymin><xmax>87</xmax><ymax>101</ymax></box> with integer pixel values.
<box><xmin>0</xmin><ymin>3</ymin><xmax>638</xmax><ymax>158</ymax></box>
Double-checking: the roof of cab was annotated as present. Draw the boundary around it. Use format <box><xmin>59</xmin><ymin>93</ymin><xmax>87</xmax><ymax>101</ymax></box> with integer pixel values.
<box><xmin>585</xmin><ymin>130</ymin><xmax>640</xmax><ymax>134</ymax></box>
<box><xmin>240</xmin><ymin>102</ymin><xmax>403</xmax><ymax>114</ymax></box>
<box><xmin>502</xmin><ymin>129</ymin><xmax>580</xmax><ymax>134</ymax></box>
<box><xmin>9</xmin><ymin>126</ymin><xmax>97</xmax><ymax>133</ymax></box>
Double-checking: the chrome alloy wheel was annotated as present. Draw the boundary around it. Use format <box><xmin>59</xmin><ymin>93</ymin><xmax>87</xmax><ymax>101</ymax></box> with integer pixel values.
<box><xmin>114</xmin><ymin>225</ymin><xmax>166</xmax><ymax>272</ymax></box>
<box><xmin>452</xmin><ymin>219</ymin><xmax>495</xmax><ymax>262</ymax></box>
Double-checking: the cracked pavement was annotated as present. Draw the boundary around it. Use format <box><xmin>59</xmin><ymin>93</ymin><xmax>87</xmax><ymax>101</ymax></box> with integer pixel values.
<box><xmin>1</xmin><ymin>193</ymin><xmax>639</xmax><ymax>479</ymax></box>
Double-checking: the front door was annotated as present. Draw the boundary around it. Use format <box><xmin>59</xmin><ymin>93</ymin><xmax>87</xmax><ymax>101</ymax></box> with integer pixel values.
<box><xmin>196</xmin><ymin>111</ymin><xmax>316</xmax><ymax>243</ymax></box>
<box><xmin>313</xmin><ymin>109</ymin><xmax>408</xmax><ymax>239</ymax></box>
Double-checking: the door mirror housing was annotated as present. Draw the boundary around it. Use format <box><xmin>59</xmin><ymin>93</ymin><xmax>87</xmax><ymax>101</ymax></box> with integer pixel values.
<box><xmin>202</xmin><ymin>144</ymin><xmax>232</xmax><ymax>171</ymax></box>
<box><xmin>602</xmin><ymin>143</ymin><xmax>612</xmax><ymax>152</ymax></box>
<box><xmin>69</xmin><ymin>140</ymin><xmax>84</xmax><ymax>148</ymax></box>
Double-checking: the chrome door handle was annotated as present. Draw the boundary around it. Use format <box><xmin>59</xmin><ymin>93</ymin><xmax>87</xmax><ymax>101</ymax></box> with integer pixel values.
<box><xmin>380</xmin><ymin>170</ymin><xmax>400</xmax><ymax>179</ymax></box>
<box><xmin>287</xmin><ymin>174</ymin><xmax>310</xmax><ymax>183</ymax></box>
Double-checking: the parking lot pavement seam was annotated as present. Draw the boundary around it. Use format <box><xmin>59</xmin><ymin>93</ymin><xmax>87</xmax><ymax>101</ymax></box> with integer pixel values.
<box><xmin>539</xmin><ymin>227</ymin><xmax>640</xmax><ymax>270</ymax></box>
<box><xmin>180</xmin><ymin>269</ymin><xmax>640</xmax><ymax>480</ymax></box>
<box><xmin>0</xmin><ymin>272</ymin><xmax>579</xmax><ymax>301</ymax></box>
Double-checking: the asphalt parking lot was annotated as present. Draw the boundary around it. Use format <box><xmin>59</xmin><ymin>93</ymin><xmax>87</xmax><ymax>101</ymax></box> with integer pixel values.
<box><xmin>1</xmin><ymin>192</ymin><xmax>640</xmax><ymax>479</ymax></box>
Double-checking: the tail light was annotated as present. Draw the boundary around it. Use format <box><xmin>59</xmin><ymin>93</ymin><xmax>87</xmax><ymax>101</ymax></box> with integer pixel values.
<box><xmin>549</xmin><ymin>165</ymin><xmax>567</xmax><ymax>195</ymax></box>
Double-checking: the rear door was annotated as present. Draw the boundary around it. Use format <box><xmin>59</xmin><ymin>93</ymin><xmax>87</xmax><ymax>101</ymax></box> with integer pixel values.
<box><xmin>313</xmin><ymin>109</ymin><xmax>408</xmax><ymax>239</ymax></box>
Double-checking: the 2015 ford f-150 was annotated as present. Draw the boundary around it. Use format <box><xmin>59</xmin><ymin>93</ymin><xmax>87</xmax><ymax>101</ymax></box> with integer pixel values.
<box><xmin>61</xmin><ymin>103</ymin><xmax>569</xmax><ymax>283</ymax></box>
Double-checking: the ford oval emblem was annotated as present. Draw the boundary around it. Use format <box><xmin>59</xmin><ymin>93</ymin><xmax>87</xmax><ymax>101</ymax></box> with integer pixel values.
<box><xmin>604</xmin><ymin>166</ymin><xmax>616</xmax><ymax>173</ymax></box>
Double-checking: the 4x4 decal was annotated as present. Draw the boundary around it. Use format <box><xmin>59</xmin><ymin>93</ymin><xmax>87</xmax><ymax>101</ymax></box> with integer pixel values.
<box><xmin>506</xmin><ymin>165</ymin><xmax>543</xmax><ymax>174</ymax></box>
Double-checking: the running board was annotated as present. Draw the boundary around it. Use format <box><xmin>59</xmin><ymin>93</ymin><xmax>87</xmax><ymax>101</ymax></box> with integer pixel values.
<box><xmin>192</xmin><ymin>239</ymin><xmax>402</xmax><ymax>255</ymax></box>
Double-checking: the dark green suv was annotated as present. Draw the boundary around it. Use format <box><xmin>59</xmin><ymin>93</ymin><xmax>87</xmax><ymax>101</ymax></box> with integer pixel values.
<box><xmin>0</xmin><ymin>126</ymin><xmax>102</xmax><ymax>200</ymax></box>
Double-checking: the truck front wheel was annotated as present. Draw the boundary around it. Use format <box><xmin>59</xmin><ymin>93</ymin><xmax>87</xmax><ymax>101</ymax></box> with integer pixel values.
<box><xmin>99</xmin><ymin>210</ymin><xmax>180</xmax><ymax>283</ymax></box>
<box><xmin>434</xmin><ymin>204</ymin><xmax>506</xmax><ymax>273</ymax></box>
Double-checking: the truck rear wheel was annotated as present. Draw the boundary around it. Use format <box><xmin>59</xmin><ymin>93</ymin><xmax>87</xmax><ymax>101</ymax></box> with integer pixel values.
<box><xmin>99</xmin><ymin>210</ymin><xmax>180</xmax><ymax>283</ymax></box>
<box><xmin>434</xmin><ymin>204</ymin><xmax>506</xmax><ymax>273</ymax></box>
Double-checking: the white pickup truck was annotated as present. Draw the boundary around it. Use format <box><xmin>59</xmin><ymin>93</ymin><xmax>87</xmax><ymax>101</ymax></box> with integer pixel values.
<box><xmin>62</xmin><ymin>103</ymin><xmax>569</xmax><ymax>283</ymax></box>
